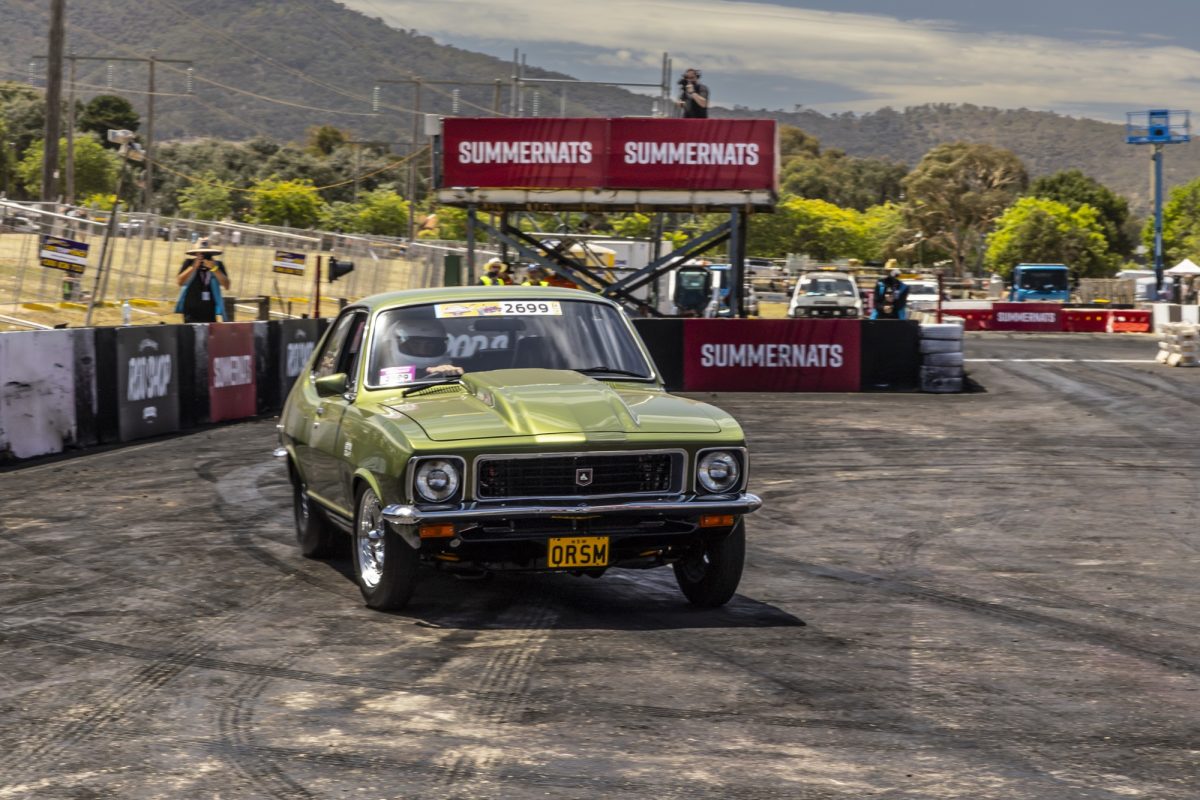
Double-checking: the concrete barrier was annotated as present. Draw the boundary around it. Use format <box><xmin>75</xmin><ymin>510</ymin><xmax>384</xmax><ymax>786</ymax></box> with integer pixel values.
<box><xmin>1156</xmin><ymin>323</ymin><xmax>1200</xmax><ymax>367</ymax></box>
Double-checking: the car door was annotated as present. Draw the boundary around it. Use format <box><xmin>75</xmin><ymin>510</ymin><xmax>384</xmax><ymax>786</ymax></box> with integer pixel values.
<box><xmin>298</xmin><ymin>310</ymin><xmax>366</xmax><ymax>517</ymax></box>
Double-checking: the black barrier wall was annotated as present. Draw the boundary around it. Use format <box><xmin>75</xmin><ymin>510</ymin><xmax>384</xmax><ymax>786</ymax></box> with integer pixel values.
<box><xmin>114</xmin><ymin>326</ymin><xmax>181</xmax><ymax>442</ymax></box>
<box><xmin>3</xmin><ymin>317</ymin><xmax>920</xmax><ymax>463</ymax></box>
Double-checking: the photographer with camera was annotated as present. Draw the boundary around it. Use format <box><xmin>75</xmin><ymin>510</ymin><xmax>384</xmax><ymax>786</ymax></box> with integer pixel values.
<box><xmin>675</xmin><ymin>68</ymin><xmax>709</xmax><ymax>119</ymax></box>
<box><xmin>175</xmin><ymin>239</ymin><xmax>231</xmax><ymax>323</ymax></box>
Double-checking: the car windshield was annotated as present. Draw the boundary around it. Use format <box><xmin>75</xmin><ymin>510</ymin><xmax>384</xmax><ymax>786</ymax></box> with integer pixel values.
<box><xmin>1019</xmin><ymin>270</ymin><xmax>1068</xmax><ymax>291</ymax></box>
<box><xmin>800</xmin><ymin>277</ymin><xmax>854</xmax><ymax>296</ymax></box>
<box><xmin>366</xmin><ymin>299</ymin><xmax>653</xmax><ymax>388</ymax></box>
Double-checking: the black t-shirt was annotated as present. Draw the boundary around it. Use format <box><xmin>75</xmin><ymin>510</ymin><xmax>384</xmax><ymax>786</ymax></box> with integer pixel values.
<box><xmin>178</xmin><ymin>258</ymin><xmax>228</xmax><ymax>322</ymax></box>
<box><xmin>681</xmin><ymin>81</ymin><xmax>709</xmax><ymax>118</ymax></box>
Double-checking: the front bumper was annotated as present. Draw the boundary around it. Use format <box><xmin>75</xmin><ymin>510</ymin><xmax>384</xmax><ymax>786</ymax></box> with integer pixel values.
<box><xmin>381</xmin><ymin>493</ymin><xmax>762</xmax><ymax>526</ymax></box>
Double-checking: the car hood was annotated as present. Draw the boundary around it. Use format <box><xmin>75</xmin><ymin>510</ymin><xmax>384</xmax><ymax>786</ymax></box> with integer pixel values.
<box><xmin>384</xmin><ymin>368</ymin><xmax>723</xmax><ymax>441</ymax></box>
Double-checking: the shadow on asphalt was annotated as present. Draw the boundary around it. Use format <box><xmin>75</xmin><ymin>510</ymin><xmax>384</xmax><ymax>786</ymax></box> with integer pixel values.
<box><xmin>318</xmin><ymin>557</ymin><xmax>806</xmax><ymax>631</ymax></box>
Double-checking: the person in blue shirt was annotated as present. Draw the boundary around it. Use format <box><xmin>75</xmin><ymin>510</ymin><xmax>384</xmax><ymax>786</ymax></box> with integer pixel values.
<box><xmin>871</xmin><ymin>267</ymin><xmax>909</xmax><ymax>320</ymax></box>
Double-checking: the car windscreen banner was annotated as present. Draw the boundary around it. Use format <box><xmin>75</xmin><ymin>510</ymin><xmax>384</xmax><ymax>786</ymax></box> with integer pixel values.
<box><xmin>440</xmin><ymin>118</ymin><xmax>777</xmax><ymax>191</ymax></box>
<box><xmin>208</xmin><ymin>323</ymin><xmax>256</xmax><ymax>422</ymax></box>
<box><xmin>990</xmin><ymin>303</ymin><xmax>1065</xmax><ymax>332</ymax></box>
<box><xmin>682</xmin><ymin>319</ymin><xmax>862</xmax><ymax>392</ymax></box>
<box><xmin>278</xmin><ymin>319</ymin><xmax>321</xmax><ymax>402</ymax></box>
<box><xmin>116</xmin><ymin>326</ymin><xmax>180</xmax><ymax>442</ymax></box>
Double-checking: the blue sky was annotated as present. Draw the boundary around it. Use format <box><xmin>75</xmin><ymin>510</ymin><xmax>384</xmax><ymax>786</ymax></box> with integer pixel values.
<box><xmin>342</xmin><ymin>0</ymin><xmax>1200</xmax><ymax>121</ymax></box>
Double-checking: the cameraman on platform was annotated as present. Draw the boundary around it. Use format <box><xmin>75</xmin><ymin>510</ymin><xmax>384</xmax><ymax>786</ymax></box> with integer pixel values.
<box><xmin>675</xmin><ymin>68</ymin><xmax>709</xmax><ymax>119</ymax></box>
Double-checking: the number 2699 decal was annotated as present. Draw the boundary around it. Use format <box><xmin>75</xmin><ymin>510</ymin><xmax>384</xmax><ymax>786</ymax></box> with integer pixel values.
<box><xmin>500</xmin><ymin>301</ymin><xmax>561</xmax><ymax>316</ymax></box>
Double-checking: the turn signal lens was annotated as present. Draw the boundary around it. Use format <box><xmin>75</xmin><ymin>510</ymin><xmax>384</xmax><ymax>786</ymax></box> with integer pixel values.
<box><xmin>419</xmin><ymin>523</ymin><xmax>455</xmax><ymax>539</ymax></box>
<box><xmin>700</xmin><ymin>514</ymin><xmax>735</xmax><ymax>528</ymax></box>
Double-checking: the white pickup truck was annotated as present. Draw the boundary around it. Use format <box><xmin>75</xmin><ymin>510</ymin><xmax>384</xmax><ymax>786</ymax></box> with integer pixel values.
<box><xmin>787</xmin><ymin>271</ymin><xmax>863</xmax><ymax>319</ymax></box>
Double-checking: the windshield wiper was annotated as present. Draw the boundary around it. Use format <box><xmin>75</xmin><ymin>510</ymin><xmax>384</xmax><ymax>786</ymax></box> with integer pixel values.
<box><xmin>399</xmin><ymin>376</ymin><xmax>464</xmax><ymax>396</ymax></box>
<box><xmin>575</xmin><ymin>366</ymin><xmax>650</xmax><ymax>379</ymax></box>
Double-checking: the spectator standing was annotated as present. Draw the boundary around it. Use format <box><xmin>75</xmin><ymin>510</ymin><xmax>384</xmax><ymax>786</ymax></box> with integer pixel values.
<box><xmin>871</xmin><ymin>265</ymin><xmax>909</xmax><ymax>320</ymax></box>
<box><xmin>479</xmin><ymin>258</ymin><xmax>506</xmax><ymax>286</ymax></box>
<box><xmin>676</xmin><ymin>68</ymin><xmax>709</xmax><ymax>119</ymax></box>
<box><xmin>175</xmin><ymin>239</ymin><xmax>230</xmax><ymax>323</ymax></box>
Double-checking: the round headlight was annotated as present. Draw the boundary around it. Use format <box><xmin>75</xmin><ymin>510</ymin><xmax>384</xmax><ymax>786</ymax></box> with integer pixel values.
<box><xmin>697</xmin><ymin>451</ymin><xmax>740</xmax><ymax>494</ymax></box>
<box><xmin>414</xmin><ymin>458</ymin><xmax>460</xmax><ymax>503</ymax></box>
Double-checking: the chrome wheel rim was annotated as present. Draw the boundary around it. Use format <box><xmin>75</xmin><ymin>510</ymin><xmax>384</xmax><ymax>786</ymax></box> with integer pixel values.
<box><xmin>357</xmin><ymin>490</ymin><xmax>385</xmax><ymax>589</ymax></box>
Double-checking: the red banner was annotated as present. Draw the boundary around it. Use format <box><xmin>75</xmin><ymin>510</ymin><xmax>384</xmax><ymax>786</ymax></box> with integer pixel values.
<box><xmin>208</xmin><ymin>323</ymin><xmax>256</xmax><ymax>422</ymax></box>
<box><xmin>441</xmin><ymin>118</ymin><xmax>607</xmax><ymax>188</ymax></box>
<box><xmin>606</xmin><ymin>119</ymin><xmax>777</xmax><ymax>190</ymax></box>
<box><xmin>682</xmin><ymin>320</ymin><xmax>861</xmax><ymax>392</ymax></box>
<box><xmin>990</xmin><ymin>303</ymin><xmax>1065</xmax><ymax>332</ymax></box>
<box><xmin>440</xmin><ymin>117</ymin><xmax>777</xmax><ymax>191</ymax></box>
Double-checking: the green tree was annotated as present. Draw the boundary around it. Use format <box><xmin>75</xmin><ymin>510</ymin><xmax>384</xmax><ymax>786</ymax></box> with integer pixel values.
<box><xmin>986</xmin><ymin>197</ymin><xmax>1116</xmax><ymax>278</ymax></box>
<box><xmin>748</xmin><ymin>197</ymin><xmax>871</xmax><ymax>259</ymax></box>
<box><xmin>78</xmin><ymin>95</ymin><xmax>140</xmax><ymax>146</ymax></box>
<box><xmin>1147</xmin><ymin>177</ymin><xmax>1200</xmax><ymax>266</ymax></box>
<box><xmin>249</xmin><ymin>179</ymin><xmax>322</xmax><ymax>228</ymax></box>
<box><xmin>902</xmin><ymin>142</ymin><xmax>1028</xmax><ymax>276</ymax></box>
<box><xmin>17</xmin><ymin>136</ymin><xmax>119</xmax><ymax>198</ymax></box>
<box><xmin>354</xmin><ymin>189</ymin><xmax>409</xmax><ymax>236</ymax></box>
<box><xmin>318</xmin><ymin>200</ymin><xmax>364</xmax><ymax>233</ymax></box>
<box><xmin>306</xmin><ymin>124</ymin><xmax>349</xmax><ymax>156</ymax></box>
<box><xmin>1030</xmin><ymin>169</ymin><xmax>1132</xmax><ymax>256</ymax></box>
<box><xmin>177</xmin><ymin>175</ymin><xmax>233</xmax><ymax>220</ymax></box>
<box><xmin>610</xmin><ymin>212</ymin><xmax>652</xmax><ymax>238</ymax></box>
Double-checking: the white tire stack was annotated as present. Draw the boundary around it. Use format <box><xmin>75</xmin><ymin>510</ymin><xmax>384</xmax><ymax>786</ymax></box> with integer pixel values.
<box><xmin>919</xmin><ymin>322</ymin><xmax>965</xmax><ymax>392</ymax></box>
<box><xmin>1156</xmin><ymin>322</ymin><xmax>1200</xmax><ymax>367</ymax></box>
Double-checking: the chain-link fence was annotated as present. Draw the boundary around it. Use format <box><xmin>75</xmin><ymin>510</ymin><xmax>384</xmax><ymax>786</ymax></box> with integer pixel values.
<box><xmin>0</xmin><ymin>200</ymin><xmax>451</xmax><ymax>326</ymax></box>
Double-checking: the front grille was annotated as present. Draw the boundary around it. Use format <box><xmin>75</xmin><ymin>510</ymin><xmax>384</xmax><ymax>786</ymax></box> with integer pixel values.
<box><xmin>476</xmin><ymin>452</ymin><xmax>677</xmax><ymax>499</ymax></box>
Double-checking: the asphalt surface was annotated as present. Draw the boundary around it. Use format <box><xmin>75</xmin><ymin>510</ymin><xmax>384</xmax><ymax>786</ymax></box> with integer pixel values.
<box><xmin>1</xmin><ymin>332</ymin><xmax>1198</xmax><ymax>799</ymax></box>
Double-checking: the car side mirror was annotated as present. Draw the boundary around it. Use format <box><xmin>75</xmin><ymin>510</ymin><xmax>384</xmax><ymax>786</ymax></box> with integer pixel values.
<box><xmin>314</xmin><ymin>373</ymin><xmax>349</xmax><ymax>397</ymax></box>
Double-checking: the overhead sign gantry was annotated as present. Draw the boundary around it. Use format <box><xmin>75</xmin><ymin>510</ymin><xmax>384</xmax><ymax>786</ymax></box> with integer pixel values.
<box><xmin>433</xmin><ymin>117</ymin><xmax>778</xmax><ymax>316</ymax></box>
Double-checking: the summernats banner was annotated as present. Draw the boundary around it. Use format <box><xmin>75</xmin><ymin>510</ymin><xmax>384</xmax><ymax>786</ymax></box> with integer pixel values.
<box><xmin>441</xmin><ymin>118</ymin><xmax>777</xmax><ymax>191</ymax></box>
<box><xmin>990</xmin><ymin>303</ymin><xmax>1065</xmax><ymax>332</ymax></box>
<box><xmin>208</xmin><ymin>323</ymin><xmax>257</xmax><ymax>422</ymax></box>
<box><xmin>682</xmin><ymin>319</ymin><xmax>861</xmax><ymax>392</ymax></box>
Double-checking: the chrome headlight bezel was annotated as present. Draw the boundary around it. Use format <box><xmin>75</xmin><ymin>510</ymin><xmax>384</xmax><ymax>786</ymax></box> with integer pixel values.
<box><xmin>695</xmin><ymin>448</ymin><xmax>746</xmax><ymax>495</ymax></box>
<box><xmin>410</xmin><ymin>456</ymin><xmax>465</xmax><ymax>504</ymax></box>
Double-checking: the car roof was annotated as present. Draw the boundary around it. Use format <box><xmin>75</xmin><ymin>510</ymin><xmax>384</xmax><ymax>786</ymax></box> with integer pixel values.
<box><xmin>345</xmin><ymin>285</ymin><xmax>621</xmax><ymax>315</ymax></box>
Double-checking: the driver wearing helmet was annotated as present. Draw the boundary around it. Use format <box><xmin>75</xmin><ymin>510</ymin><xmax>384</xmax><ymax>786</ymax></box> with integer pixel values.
<box><xmin>388</xmin><ymin>318</ymin><xmax>463</xmax><ymax>378</ymax></box>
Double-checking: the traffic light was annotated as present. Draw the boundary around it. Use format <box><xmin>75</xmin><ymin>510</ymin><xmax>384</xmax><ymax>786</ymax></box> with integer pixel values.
<box><xmin>328</xmin><ymin>256</ymin><xmax>355</xmax><ymax>282</ymax></box>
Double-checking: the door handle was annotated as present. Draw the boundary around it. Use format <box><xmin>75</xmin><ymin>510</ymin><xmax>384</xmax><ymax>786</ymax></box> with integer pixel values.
<box><xmin>315</xmin><ymin>405</ymin><xmax>325</xmax><ymax>416</ymax></box>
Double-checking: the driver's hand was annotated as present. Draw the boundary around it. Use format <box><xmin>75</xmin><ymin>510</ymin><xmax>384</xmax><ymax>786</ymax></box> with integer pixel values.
<box><xmin>425</xmin><ymin>364</ymin><xmax>464</xmax><ymax>377</ymax></box>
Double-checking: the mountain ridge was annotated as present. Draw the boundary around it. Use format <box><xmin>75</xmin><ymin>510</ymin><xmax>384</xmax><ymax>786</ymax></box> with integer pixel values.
<box><xmin>1</xmin><ymin>0</ymin><xmax>1193</xmax><ymax>212</ymax></box>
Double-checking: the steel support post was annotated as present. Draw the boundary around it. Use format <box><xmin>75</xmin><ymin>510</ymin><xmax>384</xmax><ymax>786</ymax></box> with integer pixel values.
<box><xmin>466</xmin><ymin>204</ymin><xmax>477</xmax><ymax>283</ymax></box>
<box><xmin>1154</xmin><ymin>143</ymin><xmax>1165</xmax><ymax>292</ymax></box>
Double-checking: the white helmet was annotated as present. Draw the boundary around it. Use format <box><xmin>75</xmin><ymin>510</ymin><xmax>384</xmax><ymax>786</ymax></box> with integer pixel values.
<box><xmin>392</xmin><ymin>318</ymin><xmax>449</xmax><ymax>368</ymax></box>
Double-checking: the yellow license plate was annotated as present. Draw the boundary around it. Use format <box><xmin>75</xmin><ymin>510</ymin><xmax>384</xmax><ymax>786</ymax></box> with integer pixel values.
<box><xmin>547</xmin><ymin>536</ymin><xmax>609</xmax><ymax>568</ymax></box>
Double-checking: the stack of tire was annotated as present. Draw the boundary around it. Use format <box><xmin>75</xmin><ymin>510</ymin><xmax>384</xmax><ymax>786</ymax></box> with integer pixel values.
<box><xmin>919</xmin><ymin>322</ymin><xmax>965</xmax><ymax>393</ymax></box>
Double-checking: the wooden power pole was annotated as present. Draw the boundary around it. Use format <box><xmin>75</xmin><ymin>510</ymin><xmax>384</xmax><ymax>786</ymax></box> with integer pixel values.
<box><xmin>41</xmin><ymin>0</ymin><xmax>65</xmax><ymax>203</ymax></box>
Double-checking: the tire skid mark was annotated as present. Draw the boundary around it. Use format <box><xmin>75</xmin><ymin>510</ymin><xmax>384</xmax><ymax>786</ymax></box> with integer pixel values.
<box><xmin>788</xmin><ymin>559</ymin><xmax>1200</xmax><ymax>676</ymax></box>
<box><xmin>577</xmin><ymin>572</ymin><xmax>1140</xmax><ymax>799</ymax></box>
<box><xmin>421</xmin><ymin>599</ymin><xmax>563</xmax><ymax>798</ymax></box>
<box><xmin>214</xmin><ymin>653</ymin><xmax>317</xmax><ymax>800</ymax></box>
<box><xmin>0</xmin><ymin>576</ymin><xmax>299</xmax><ymax>787</ymax></box>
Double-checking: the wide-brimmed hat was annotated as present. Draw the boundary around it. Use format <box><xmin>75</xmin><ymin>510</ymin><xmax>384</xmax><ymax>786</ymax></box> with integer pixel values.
<box><xmin>186</xmin><ymin>239</ymin><xmax>223</xmax><ymax>256</ymax></box>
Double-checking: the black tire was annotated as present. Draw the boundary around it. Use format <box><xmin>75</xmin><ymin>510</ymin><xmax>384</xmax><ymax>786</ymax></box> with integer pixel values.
<box><xmin>352</xmin><ymin>485</ymin><xmax>419</xmax><ymax>610</ymax></box>
<box><xmin>292</xmin><ymin>471</ymin><xmax>340</xmax><ymax>559</ymax></box>
<box><xmin>673</xmin><ymin>520</ymin><xmax>745</xmax><ymax>608</ymax></box>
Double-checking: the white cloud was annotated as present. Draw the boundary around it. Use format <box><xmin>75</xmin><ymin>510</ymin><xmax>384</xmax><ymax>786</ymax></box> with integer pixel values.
<box><xmin>346</xmin><ymin>0</ymin><xmax>1200</xmax><ymax>118</ymax></box>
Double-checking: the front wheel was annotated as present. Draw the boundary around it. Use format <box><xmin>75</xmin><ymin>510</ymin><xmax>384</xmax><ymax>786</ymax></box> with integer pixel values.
<box><xmin>353</xmin><ymin>485</ymin><xmax>419</xmax><ymax>610</ymax></box>
<box><xmin>673</xmin><ymin>521</ymin><xmax>745</xmax><ymax>608</ymax></box>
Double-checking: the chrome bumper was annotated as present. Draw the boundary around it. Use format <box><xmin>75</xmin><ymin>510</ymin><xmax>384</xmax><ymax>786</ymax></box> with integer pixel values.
<box><xmin>381</xmin><ymin>493</ymin><xmax>762</xmax><ymax>527</ymax></box>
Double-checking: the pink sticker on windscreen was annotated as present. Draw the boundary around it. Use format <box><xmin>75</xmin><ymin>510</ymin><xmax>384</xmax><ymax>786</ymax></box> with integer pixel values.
<box><xmin>379</xmin><ymin>366</ymin><xmax>416</xmax><ymax>386</ymax></box>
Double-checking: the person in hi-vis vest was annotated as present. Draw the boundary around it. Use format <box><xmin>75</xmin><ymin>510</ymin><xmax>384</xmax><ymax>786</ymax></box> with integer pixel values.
<box><xmin>521</xmin><ymin>265</ymin><xmax>551</xmax><ymax>286</ymax></box>
<box><xmin>479</xmin><ymin>258</ymin><xmax>507</xmax><ymax>286</ymax></box>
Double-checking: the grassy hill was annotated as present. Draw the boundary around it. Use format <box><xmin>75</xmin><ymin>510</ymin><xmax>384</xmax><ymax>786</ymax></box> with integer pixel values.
<box><xmin>2</xmin><ymin>0</ymin><xmax>1194</xmax><ymax>212</ymax></box>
